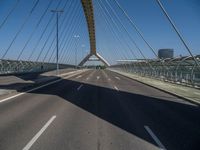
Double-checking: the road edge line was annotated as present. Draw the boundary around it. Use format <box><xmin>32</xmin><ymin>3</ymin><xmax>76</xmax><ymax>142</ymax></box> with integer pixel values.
<box><xmin>0</xmin><ymin>70</ymin><xmax>86</xmax><ymax>103</ymax></box>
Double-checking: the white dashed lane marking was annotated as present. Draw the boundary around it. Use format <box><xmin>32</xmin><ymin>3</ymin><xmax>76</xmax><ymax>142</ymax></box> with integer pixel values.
<box><xmin>23</xmin><ymin>116</ymin><xmax>56</xmax><ymax>150</ymax></box>
<box><xmin>144</xmin><ymin>126</ymin><xmax>167</xmax><ymax>150</ymax></box>
<box><xmin>76</xmin><ymin>75</ymin><xmax>82</xmax><ymax>79</ymax></box>
<box><xmin>77</xmin><ymin>84</ymin><xmax>83</xmax><ymax>91</ymax></box>
<box><xmin>114</xmin><ymin>86</ymin><xmax>119</xmax><ymax>91</ymax></box>
<box><xmin>115</xmin><ymin>76</ymin><xmax>120</xmax><ymax>80</ymax></box>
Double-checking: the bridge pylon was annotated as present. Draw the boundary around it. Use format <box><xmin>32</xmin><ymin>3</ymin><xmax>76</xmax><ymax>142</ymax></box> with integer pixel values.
<box><xmin>79</xmin><ymin>0</ymin><xmax>110</xmax><ymax>67</ymax></box>
<box><xmin>79</xmin><ymin>52</ymin><xmax>110</xmax><ymax>67</ymax></box>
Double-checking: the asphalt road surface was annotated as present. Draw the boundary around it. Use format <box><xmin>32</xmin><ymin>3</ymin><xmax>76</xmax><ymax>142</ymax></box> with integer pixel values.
<box><xmin>0</xmin><ymin>69</ymin><xmax>199</xmax><ymax>150</ymax></box>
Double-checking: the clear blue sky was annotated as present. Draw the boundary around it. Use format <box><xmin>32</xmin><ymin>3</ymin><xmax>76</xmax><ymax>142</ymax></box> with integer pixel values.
<box><xmin>0</xmin><ymin>0</ymin><xmax>199</xmax><ymax>65</ymax></box>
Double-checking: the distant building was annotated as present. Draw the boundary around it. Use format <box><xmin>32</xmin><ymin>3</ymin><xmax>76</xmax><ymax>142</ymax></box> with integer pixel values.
<box><xmin>158</xmin><ymin>49</ymin><xmax>174</xmax><ymax>59</ymax></box>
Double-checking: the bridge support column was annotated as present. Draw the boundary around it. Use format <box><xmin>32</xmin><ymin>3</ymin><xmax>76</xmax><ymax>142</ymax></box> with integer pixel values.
<box><xmin>78</xmin><ymin>53</ymin><xmax>110</xmax><ymax>67</ymax></box>
<box><xmin>80</xmin><ymin>0</ymin><xmax>110</xmax><ymax>67</ymax></box>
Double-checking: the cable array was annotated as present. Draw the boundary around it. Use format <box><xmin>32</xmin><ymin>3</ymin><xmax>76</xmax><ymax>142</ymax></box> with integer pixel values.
<box><xmin>0</xmin><ymin>0</ymin><xmax>198</xmax><ymax>71</ymax></box>
<box><xmin>0</xmin><ymin>0</ymin><xmax>89</xmax><ymax>68</ymax></box>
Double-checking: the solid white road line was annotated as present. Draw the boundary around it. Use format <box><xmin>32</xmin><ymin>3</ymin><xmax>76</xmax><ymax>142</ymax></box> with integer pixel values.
<box><xmin>115</xmin><ymin>76</ymin><xmax>120</xmax><ymax>80</ymax></box>
<box><xmin>77</xmin><ymin>84</ymin><xmax>83</xmax><ymax>91</ymax></box>
<box><xmin>76</xmin><ymin>75</ymin><xmax>82</xmax><ymax>79</ymax></box>
<box><xmin>0</xmin><ymin>79</ymin><xmax>62</xmax><ymax>103</ymax></box>
<box><xmin>97</xmin><ymin>76</ymin><xmax>100</xmax><ymax>80</ymax></box>
<box><xmin>114</xmin><ymin>86</ymin><xmax>119</xmax><ymax>91</ymax></box>
<box><xmin>144</xmin><ymin>126</ymin><xmax>167</xmax><ymax>150</ymax></box>
<box><xmin>23</xmin><ymin>115</ymin><xmax>56</xmax><ymax>150</ymax></box>
<box><xmin>0</xmin><ymin>70</ymin><xmax>85</xmax><ymax>103</ymax></box>
<box><xmin>194</xmin><ymin>92</ymin><xmax>200</xmax><ymax>95</ymax></box>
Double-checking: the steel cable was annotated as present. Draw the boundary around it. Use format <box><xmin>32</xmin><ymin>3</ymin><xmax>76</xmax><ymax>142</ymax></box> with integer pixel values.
<box><xmin>1</xmin><ymin>0</ymin><xmax>40</xmax><ymax>59</ymax></box>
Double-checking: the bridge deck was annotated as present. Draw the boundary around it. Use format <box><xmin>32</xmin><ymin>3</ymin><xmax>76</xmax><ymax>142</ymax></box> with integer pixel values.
<box><xmin>111</xmin><ymin>69</ymin><xmax>200</xmax><ymax>104</ymax></box>
<box><xmin>0</xmin><ymin>69</ymin><xmax>75</xmax><ymax>97</ymax></box>
<box><xmin>0</xmin><ymin>69</ymin><xmax>199</xmax><ymax>150</ymax></box>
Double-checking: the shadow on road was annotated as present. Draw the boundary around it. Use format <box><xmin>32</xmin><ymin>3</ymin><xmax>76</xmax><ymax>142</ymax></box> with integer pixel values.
<box><xmin>29</xmin><ymin>78</ymin><xmax>200</xmax><ymax>150</ymax></box>
<box><xmin>0</xmin><ymin>69</ymin><xmax>74</xmax><ymax>93</ymax></box>
<box><xmin>0</xmin><ymin>74</ymin><xmax>200</xmax><ymax>150</ymax></box>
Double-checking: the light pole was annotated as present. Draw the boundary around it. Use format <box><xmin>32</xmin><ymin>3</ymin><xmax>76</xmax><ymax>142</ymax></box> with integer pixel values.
<box><xmin>51</xmin><ymin>9</ymin><xmax>63</xmax><ymax>75</ymax></box>
<box><xmin>74</xmin><ymin>35</ymin><xmax>80</xmax><ymax>69</ymax></box>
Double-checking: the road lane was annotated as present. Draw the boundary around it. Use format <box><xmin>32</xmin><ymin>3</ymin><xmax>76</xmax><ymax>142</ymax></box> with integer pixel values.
<box><xmin>23</xmin><ymin>115</ymin><xmax>57</xmax><ymax>150</ymax></box>
<box><xmin>28</xmin><ymin>71</ymin><xmax>100</xmax><ymax>150</ymax></box>
<box><xmin>99</xmin><ymin>70</ymin><xmax>160</xmax><ymax>150</ymax></box>
<box><xmin>0</xmin><ymin>69</ymin><xmax>199</xmax><ymax>150</ymax></box>
<box><xmin>0</xmin><ymin>69</ymin><xmax>87</xmax><ymax>103</ymax></box>
<box><xmin>104</xmin><ymin>70</ymin><xmax>200</xmax><ymax>150</ymax></box>
<box><xmin>28</xmin><ymin>69</ymin><xmax>159</xmax><ymax>150</ymax></box>
<box><xmin>0</xmin><ymin>70</ymin><xmax>91</xmax><ymax>150</ymax></box>
<box><xmin>105</xmin><ymin>70</ymin><xmax>195</xmax><ymax>104</ymax></box>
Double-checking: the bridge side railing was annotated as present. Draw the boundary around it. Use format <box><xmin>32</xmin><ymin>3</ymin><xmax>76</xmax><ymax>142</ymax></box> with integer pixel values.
<box><xmin>0</xmin><ymin>59</ymin><xmax>75</xmax><ymax>75</ymax></box>
<box><xmin>109</xmin><ymin>55</ymin><xmax>200</xmax><ymax>88</ymax></box>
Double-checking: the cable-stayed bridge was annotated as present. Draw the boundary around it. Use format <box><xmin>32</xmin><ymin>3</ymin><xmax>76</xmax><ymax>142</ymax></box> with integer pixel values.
<box><xmin>0</xmin><ymin>0</ymin><xmax>200</xmax><ymax>150</ymax></box>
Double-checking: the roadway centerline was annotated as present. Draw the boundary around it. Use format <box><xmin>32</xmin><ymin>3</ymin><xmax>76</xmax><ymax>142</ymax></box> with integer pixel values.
<box><xmin>85</xmin><ymin>70</ymin><xmax>96</xmax><ymax>81</ymax></box>
<box><xmin>102</xmin><ymin>70</ymin><xmax>108</xmax><ymax>78</ymax></box>
<box><xmin>144</xmin><ymin>126</ymin><xmax>167</xmax><ymax>150</ymax></box>
<box><xmin>97</xmin><ymin>76</ymin><xmax>100</xmax><ymax>80</ymax></box>
<box><xmin>77</xmin><ymin>84</ymin><xmax>83</xmax><ymax>91</ymax></box>
<box><xmin>115</xmin><ymin>76</ymin><xmax>120</xmax><ymax>80</ymax></box>
<box><xmin>102</xmin><ymin>70</ymin><xmax>112</xmax><ymax>82</ymax></box>
<box><xmin>22</xmin><ymin>115</ymin><xmax>56</xmax><ymax>150</ymax></box>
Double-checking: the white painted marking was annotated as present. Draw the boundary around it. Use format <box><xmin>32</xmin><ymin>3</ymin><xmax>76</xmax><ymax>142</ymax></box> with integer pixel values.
<box><xmin>144</xmin><ymin>126</ymin><xmax>167</xmax><ymax>150</ymax></box>
<box><xmin>0</xmin><ymin>70</ymin><xmax>85</xmax><ymax>103</ymax></box>
<box><xmin>194</xmin><ymin>92</ymin><xmax>200</xmax><ymax>95</ymax></box>
<box><xmin>0</xmin><ymin>79</ymin><xmax>62</xmax><ymax>103</ymax></box>
<box><xmin>102</xmin><ymin>70</ymin><xmax>109</xmax><ymax>78</ymax></box>
<box><xmin>23</xmin><ymin>115</ymin><xmax>56</xmax><ymax>150</ymax></box>
<box><xmin>86</xmin><ymin>70</ymin><xmax>95</xmax><ymax>81</ymax></box>
<box><xmin>115</xmin><ymin>76</ymin><xmax>120</xmax><ymax>80</ymax></box>
<box><xmin>76</xmin><ymin>75</ymin><xmax>82</xmax><ymax>79</ymax></box>
<box><xmin>108</xmin><ymin>78</ymin><xmax>111</xmax><ymax>81</ymax></box>
<box><xmin>77</xmin><ymin>84</ymin><xmax>83</xmax><ymax>91</ymax></box>
<box><xmin>57</xmin><ymin>70</ymin><xmax>78</xmax><ymax>77</ymax></box>
<box><xmin>114</xmin><ymin>86</ymin><xmax>119</xmax><ymax>91</ymax></box>
<box><xmin>97</xmin><ymin>76</ymin><xmax>100</xmax><ymax>80</ymax></box>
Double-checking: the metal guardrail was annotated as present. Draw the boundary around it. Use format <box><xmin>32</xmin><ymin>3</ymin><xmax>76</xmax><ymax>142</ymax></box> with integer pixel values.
<box><xmin>0</xmin><ymin>59</ymin><xmax>75</xmax><ymax>75</ymax></box>
<box><xmin>110</xmin><ymin>55</ymin><xmax>200</xmax><ymax>88</ymax></box>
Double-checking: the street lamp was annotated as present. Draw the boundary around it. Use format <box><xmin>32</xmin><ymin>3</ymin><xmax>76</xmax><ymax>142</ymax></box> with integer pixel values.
<box><xmin>74</xmin><ymin>35</ymin><xmax>80</xmax><ymax>68</ymax></box>
<box><xmin>51</xmin><ymin>9</ymin><xmax>64</xmax><ymax>75</ymax></box>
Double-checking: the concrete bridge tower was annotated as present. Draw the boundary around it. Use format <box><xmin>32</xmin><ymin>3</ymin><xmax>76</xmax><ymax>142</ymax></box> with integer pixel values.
<box><xmin>79</xmin><ymin>0</ymin><xmax>110</xmax><ymax>67</ymax></box>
